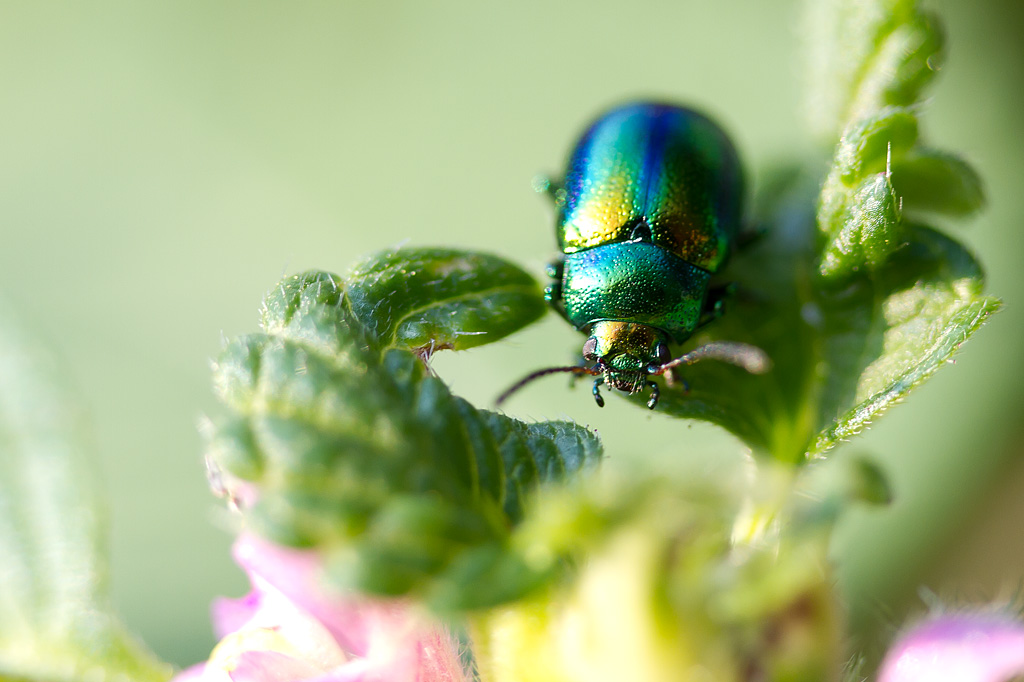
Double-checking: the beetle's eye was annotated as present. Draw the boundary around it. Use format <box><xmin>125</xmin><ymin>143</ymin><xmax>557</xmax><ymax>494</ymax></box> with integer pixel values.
<box><xmin>654</xmin><ymin>342</ymin><xmax>671</xmax><ymax>365</ymax></box>
<box><xmin>582</xmin><ymin>337</ymin><xmax>599</xmax><ymax>361</ymax></box>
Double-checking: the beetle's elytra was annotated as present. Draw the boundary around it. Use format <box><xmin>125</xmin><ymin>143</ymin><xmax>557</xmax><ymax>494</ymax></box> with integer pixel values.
<box><xmin>498</xmin><ymin>102</ymin><xmax>768</xmax><ymax>410</ymax></box>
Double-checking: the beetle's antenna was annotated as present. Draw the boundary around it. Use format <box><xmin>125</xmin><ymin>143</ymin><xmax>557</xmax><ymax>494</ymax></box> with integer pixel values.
<box><xmin>653</xmin><ymin>341</ymin><xmax>771</xmax><ymax>376</ymax></box>
<box><xmin>496</xmin><ymin>365</ymin><xmax>601</xmax><ymax>407</ymax></box>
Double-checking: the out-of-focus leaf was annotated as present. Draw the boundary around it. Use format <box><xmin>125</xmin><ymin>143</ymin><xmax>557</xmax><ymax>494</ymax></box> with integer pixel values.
<box><xmin>845</xmin><ymin>13</ymin><xmax>944</xmax><ymax>131</ymax></box>
<box><xmin>891</xmin><ymin>149</ymin><xmax>986</xmax><ymax>218</ymax></box>
<box><xmin>472</xmin><ymin>468</ymin><xmax>844</xmax><ymax>682</ymax></box>
<box><xmin>805</xmin><ymin>0</ymin><xmax>943</xmax><ymax>138</ymax></box>
<box><xmin>208</xmin><ymin>255</ymin><xmax>600</xmax><ymax>609</ymax></box>
<box><xmin>0</xmin><ymin>310</ymin><xmax>171</xmax><ymax>682</ymax></box>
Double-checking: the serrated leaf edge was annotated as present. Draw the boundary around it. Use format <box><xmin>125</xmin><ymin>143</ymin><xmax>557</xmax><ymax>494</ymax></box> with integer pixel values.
<box><xmin>807</xmin><ymin>296</ymin><xmax>1000</xmax><ymax>457</ymax></box>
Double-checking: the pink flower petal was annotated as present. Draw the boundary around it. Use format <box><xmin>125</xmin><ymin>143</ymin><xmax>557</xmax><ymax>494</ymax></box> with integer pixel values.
<box><xmin>879</xmin><ymin>614</ymin><xmax>1024</xmax><ymax>682</ymax></box>
<box><xmin>187</xmin><ymin>533</ymin><xmax>470</xmax><ymax>682</ymax></box>
<box><xmin>170</xmin><ymin>663</ymin><xmax>208</xmax><ymax>682</ymax></box>
<box><xmin>230</xmin><ymin>651</ymin><xmax>324</xmax><ymax>682</ymax></box>
<box><xmin>213</xmin><ymin>590</ymin><xmax>264</xmax><ymax>639</ymax></box>
<box><xmin>231</xmin><ymin>534</ymin><xmax>375</xmax><ymax>655</ymax></box>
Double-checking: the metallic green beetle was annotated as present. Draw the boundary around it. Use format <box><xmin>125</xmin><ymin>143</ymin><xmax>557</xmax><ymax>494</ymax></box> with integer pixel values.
<box><xmin>499</xmin><ymin>102</ymin><xmax>768</xmax><ymax>409</ymax></box>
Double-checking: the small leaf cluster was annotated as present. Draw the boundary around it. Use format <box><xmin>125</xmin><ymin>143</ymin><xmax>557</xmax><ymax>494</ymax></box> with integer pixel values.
<box><xmin>206</xmin><ymin>250</ymin><xmax>600</xmax><ymax>608</ymax></box>
<box><xmin>640</xmin><ymin>0</ymin><xmax>997</xmax><ymax>463</ymax></box>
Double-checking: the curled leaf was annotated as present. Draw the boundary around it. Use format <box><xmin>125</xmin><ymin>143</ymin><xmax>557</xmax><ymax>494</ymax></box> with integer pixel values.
<box><xmin>346</xmin><ymin>247</ymin><xmax>546</xmax><ymax>356</ymax></box>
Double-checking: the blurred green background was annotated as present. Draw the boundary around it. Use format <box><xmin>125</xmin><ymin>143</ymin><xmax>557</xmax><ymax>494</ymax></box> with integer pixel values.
<box><xmin>1</xmin><ymin>0</ymin><xmax>1021</xmax><ymax>668</ymax></box>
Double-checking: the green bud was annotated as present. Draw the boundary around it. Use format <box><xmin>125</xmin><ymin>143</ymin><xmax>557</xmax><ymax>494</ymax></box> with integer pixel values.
<box><xmin>820</xmin><ymin>171</ymin><xmax>903</xmax><ymax>280</ymax></box>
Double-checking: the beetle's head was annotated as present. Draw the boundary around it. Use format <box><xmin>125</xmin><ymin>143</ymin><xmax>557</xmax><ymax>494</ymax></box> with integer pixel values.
<box><xmin>584</xmin><ymin>321</ymin><xmax>670</xmax><ymax>393</ymax></box>
<box><xmin>495</xmin><ymin>322</ymin><xmax>768</xmax><ymax>410</ymax></box>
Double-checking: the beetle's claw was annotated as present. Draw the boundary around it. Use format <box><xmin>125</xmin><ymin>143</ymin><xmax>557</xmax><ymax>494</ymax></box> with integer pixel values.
<box><xmin>592</xmin><ymin>378</ymin><xmax>605</xmax><ymax>408</ymax></box>
<box><xmin>646</xmin><ymin>380</ymin><xmax>660</xmax><ymax>409</ymax></box>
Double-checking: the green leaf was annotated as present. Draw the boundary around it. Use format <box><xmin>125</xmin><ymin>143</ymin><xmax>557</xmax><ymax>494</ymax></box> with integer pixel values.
<box><xmin>345</xmin><ymin>247</ymin><xmax>546</xmax><ymax>356</ymax></box>
<box><xmin>891</xmin><ymin>149</ymin><xmax>986</xmax><ymax>218</ymax></box>
<box><xmin>830</xmin><ymin>107</ymin><xmax>919</xmax><ymax>186</ymax></box>
<box><xmin>0</xmin><ymin>310</ymin><xmax>171</xmax><ymax>682</ymax></box>
<box><xmin>811</xmin><ymin>225</ymin><xmax>1001</xmax><ymax>454</ymax></box>
<box><xmin>208</xmin><ymin>253</ymin><xmax>600</xmax><ymax>608</ymax></box>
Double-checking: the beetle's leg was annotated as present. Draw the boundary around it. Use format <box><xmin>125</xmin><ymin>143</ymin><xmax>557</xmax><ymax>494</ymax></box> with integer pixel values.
<box><xmin>544</xmin><ymin>258</ymin><xmax>571</xmax><ymax>322</ymax></box>
<box><xmin>698</xmin><ymin>282</ymin><xmax>737</xmax><ymax>328</ymax></box>
<box><xmin>532</xmin><ymin>174</ymin><xmax>565</xmax><ymax>205</ymax></box>
<box><xmin>646</xmin><ymin>380</ymin><xmax>660</xmax><ymax>409</ymax></box>
<box><xmin>735</xmin><ymin>224</ymin><xmax>768</xmax><ymax>251</ymax></box>
<box><xmin>544</xmin><ymin>259</ymin><xmax>564</xmax><ymax>293</ymax></box>
<box><xmin>591</xmin><ymin>377</ymin><xmax>605</xmax><ymax>408</ymax></box>
<box><xmin>542</xmin><ymin>280</ymin><xmax>563</xmax><ymax>306</ymax></box>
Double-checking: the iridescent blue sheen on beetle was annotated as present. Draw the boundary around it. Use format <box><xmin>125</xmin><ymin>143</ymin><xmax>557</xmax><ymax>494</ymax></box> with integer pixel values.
<box><xmin>497</xmin><ymin>102</ymin><xmax>768</xmax><ymax>409</ymax></box>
